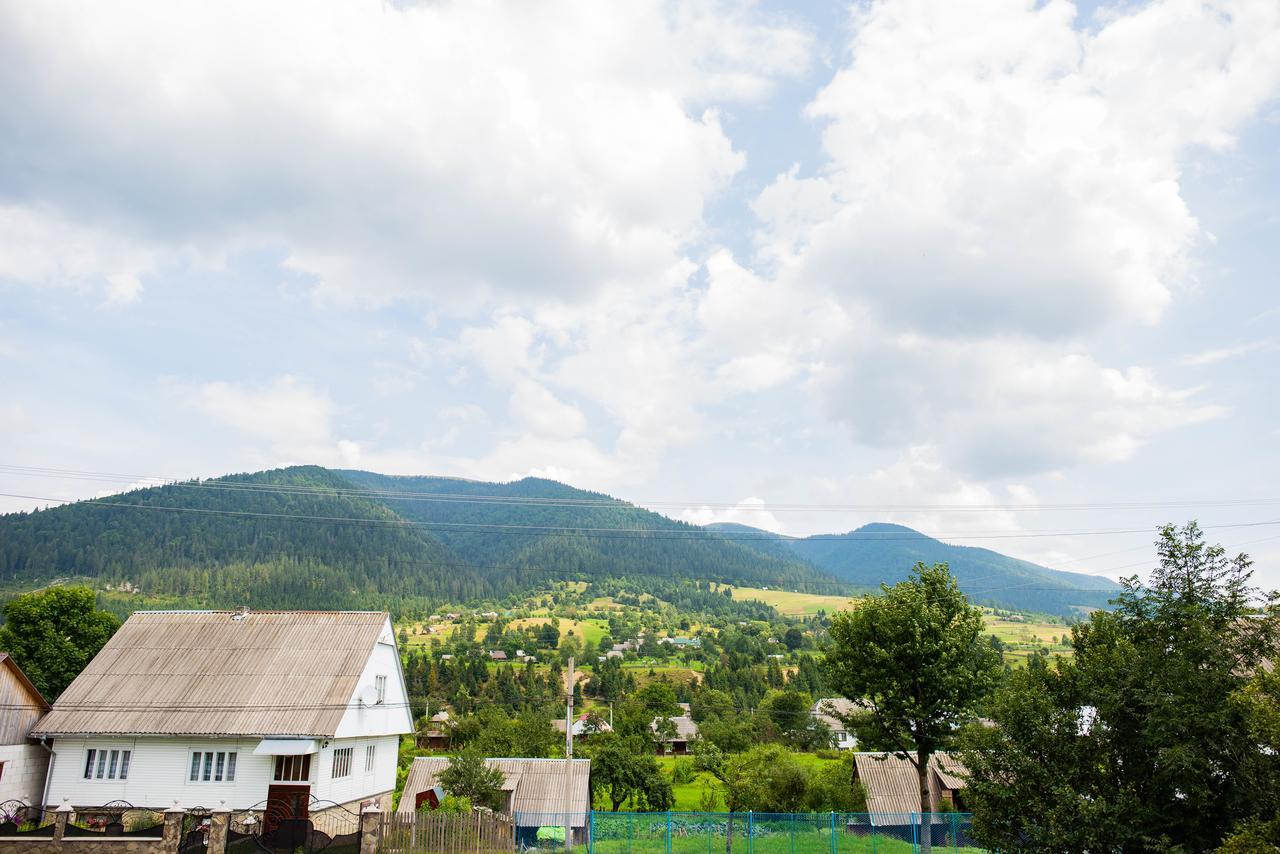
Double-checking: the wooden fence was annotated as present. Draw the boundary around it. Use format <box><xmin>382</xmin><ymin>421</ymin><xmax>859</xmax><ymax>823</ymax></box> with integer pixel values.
<box><xmin>378</xmin><ymin>811</ymin><xmax>514</xmax><ymax>853</ymax></box>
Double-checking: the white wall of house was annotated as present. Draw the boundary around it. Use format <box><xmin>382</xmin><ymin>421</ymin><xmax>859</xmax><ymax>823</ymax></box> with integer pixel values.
<box><xmin>311</xmin><ymin>735</ymin><xmax>399</xmax><ymax>805</ymax></box>
<box><xmin>43</xmin><ymin>735</ymin><xmax>397</xmax><ymax>809</ymax></box>
<box><xmin>0</xmin><ymin>743</ymin><xmax>48</xmax><ymax>805</ymax></box>
<box><xmin>832</xmin><ymin>729</ymin><xmax>856</xmax><ymax>750</ymax></box>
<box><xmin>333</xmin><ymin>620</ymin><xmax>414</xmax><ymax>740</ymax></box>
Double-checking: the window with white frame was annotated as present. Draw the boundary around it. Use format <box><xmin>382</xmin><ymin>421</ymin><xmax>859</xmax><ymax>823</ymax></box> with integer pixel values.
<box><xmin>374</xmin><ymin>675</ymin><xmax>387</xmax><ymax>704</ymax></box>
<box><xmin>365</xmin><ymin>744</ymin><xmax>376</xmax><ymax>773</ymax></box>
<box><xmin>189</xmin><ymin>750</ymin><xmax>237</xmax><ymax>783</ymax></box>
<box><xmin>83</xmin><ymin>748</ymin><xmax>131</xmax><ymax>781</ymax></box>
<box><xmin>332</xmin><ymin>746</ymin><xmax>353</xmax><ymax>778</ymax></box>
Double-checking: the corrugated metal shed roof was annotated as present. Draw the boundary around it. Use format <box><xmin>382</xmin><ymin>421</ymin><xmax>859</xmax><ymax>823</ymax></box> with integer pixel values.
<box><xmin>650</xmin><ymin>714</ymin><xmax>698</xmax><ymax>740</ymax></box>
<box><xmin>852</xmin><ymin>752</ymin><xmax>968</xmax><ymax>826</ymax></box>
<box><xmin>32</xmin><ymin>610</ymin><xmax>389</xmax><ymax>738</ymax></box>
<box><xmin>400</xmin><ymin>757</ymin><xmax>590</xmax><ymax>826</ymax></box>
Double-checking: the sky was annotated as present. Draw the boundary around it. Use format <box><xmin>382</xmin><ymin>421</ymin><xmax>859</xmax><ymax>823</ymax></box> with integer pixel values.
<box><xmin>1</xmin><ymin>0</ymin><xmax>1279</xmax><ymax>586</ymax></box>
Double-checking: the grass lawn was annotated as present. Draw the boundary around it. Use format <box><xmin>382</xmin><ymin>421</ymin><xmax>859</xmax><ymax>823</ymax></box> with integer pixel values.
<box><xmin>590</xmin><ymin>812</ymin><xmax>983</xmax><ymax>853</ymax></box>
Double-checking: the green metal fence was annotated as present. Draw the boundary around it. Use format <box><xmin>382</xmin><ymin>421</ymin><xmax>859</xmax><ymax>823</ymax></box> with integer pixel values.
<box><xmin>514</xmin><ymin>812</ymin><xmax>983</xmax><ymax>854</ymax></box>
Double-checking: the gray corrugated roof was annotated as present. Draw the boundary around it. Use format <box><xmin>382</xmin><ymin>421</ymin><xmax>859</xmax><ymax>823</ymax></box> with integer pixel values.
<box><xmin>400</xmin><ymin>757</ymin><xmax>590</xmax><ymax>826</ymax></box>
<box><xmin>32</xmin><ymin>610</ymin><xmax>389</xmax><ymax>738</ymax></box>
<box><xmin>852</xmin><ymin>752</ymin><xmax>967</xmax><ymax>825</ymax></box>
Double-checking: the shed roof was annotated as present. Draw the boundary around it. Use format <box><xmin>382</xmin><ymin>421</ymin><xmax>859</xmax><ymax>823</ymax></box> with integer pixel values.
<box><xmin>399</xmin><ymin>757</ymin><xmax>590</xmax><ymax>827</ymax></box>
<box><xmin>32</xmin><ymin>610</ymin><xmax>390</xmax><ymax>738</ymax></box>
<box><xmin>852</xmin><ymin>752</ymin><xmax>968</xmax><ymax>825</ymax></box>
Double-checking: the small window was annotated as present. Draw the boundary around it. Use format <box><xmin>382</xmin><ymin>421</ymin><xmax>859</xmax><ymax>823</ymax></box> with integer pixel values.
<box><xmin>274</xmin><ymin>754</ymin><xmax>311</xmax><ymax>782</ymax></box>
<box><xmin>0</xmin><ymin>761</ymin><xmax>6</xmax><ymax>781</ymax></box>
<box><xmin>331</xmin><ymin>747</ymin><xmax>353</xmax><ymax>779</ymax></box>
<box><xmin>83</xmin><ymin>749</ymin><xmax>131</xmax><ymax>780</ymax></box>
<box><xmin>189</xmin><ymin>751</ymin><xmax>237</xmax><ymax>783</ymax></box>
<box><xmin>365</xmin><ymin>744</ymin><xmax>376</xmax><ymax>773</ymax></box>
<box><xmin>375</xmin><ymin>675</ymin><xmax>387</xmax><ymax>704</ymax></box>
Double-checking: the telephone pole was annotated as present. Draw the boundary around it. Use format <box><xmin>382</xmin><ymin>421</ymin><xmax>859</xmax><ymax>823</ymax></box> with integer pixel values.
<box><xmin>563</xmin><ymin>656</ymin><xmax>574</xmax><ymax>851</ymax></box>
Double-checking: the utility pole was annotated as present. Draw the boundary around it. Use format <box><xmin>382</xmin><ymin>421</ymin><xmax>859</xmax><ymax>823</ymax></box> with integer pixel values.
<box><xmin>563</xmin><ymin>656</ymin><xmax>574</xmax><ymax>852</ymax></box>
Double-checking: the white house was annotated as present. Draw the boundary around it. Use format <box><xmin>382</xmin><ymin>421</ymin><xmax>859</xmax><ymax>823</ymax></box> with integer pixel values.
<box><xmin>0</xmin><ymin>653</ymin><xmax>51</xmax><ymax>806</ymax></box>
<box><xmin>32</xmin><ymin>610</ymin><xmax>413</xmax><ymax>820</ymax></box>
<box><xmin>812</xmin><ymin>698</ymin><xmax>862</xmax><ymax>751</ymax></box>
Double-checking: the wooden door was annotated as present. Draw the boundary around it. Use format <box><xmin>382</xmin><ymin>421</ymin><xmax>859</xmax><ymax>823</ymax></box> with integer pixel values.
<box><xmin>265</xmin><ymin>784</ymin><xmax>311</xmax><ymax>833</ymax></box>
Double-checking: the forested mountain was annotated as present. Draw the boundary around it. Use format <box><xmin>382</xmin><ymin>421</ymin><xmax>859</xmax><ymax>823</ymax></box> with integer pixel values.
<box><xmin>713</xmin><ymin>521</ymin><xmax>1120</xmax><ymax>615</ymax></box>
<box><xmin>0</xmin><ymin>467</ymin><xmax>1117</xmax><ymax>616</ymax></box>
<box><xmin>0</xmin><ymin>466</ymin><xmax>830</xmax><ymax>612</ymax></box>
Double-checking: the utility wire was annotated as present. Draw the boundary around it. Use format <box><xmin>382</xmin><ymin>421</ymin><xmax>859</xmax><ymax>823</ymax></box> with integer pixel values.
<box><xmin>3</xmin><ymin>463</ymin><xmax>1278</xmax><ymax>514</ymax></box>
<box><xmin>3</xmin><ymin>491</ymin><xmax>1277</xmax><ymax>544</ymax></box>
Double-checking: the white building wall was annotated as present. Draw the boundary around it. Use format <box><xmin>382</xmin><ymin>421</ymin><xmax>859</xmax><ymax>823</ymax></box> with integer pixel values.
<box><xmin>45</xmin><ymin>734</ymin><xmax>400</xmax><ymax>810</ymax></box>
<box><xmin>333</xmin><ymin>619</ymin><xmax>414</xmax><ymax>740</ymax></box>
<box><xmin>0</xmin><ymin>743</ymin><xmax>48</xmax><ymax>805</ymax></box>
<box><xmin>311</xmin><ymin>735</ymin><xmax>399</xmax><ymax>805</ymax></box>
<box><xmin>46</xmin><ymin>737</ymin><xmax>276</xmax><ymax>809</ymax></box>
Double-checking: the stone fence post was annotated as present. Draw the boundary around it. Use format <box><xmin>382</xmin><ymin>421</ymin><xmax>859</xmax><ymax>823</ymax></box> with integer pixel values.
<box><xmin>52</xmin><ymin>802</ymin><xmax>72</xmax><ymax>842</ymax></box>
<box><xmin>162</xmin><ymin>808</ymin><xmax>186</xmax><ymax>852</ymax></box>
<box><xmin>360</xmin><ymin>802</ymin><xmax>382</xmax><ymax>854</ymax></box>
<box><xmin>207</xmin><ymin>806</ymin><xmax>231</xmax><ymax>854</ymax></box>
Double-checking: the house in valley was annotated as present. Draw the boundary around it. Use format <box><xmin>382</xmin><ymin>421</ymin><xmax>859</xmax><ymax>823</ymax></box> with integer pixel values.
<box><xmin>399</xmin><ymin>756</ymin><xmax>591</xmax><ymax>847</ymax></box>
<box><xmin>32</xmin><ymin>609</ymin><xmax>413</xmax><ymax>821</ymax></box>
<box><xmin>651</xmin><ymin>704</ymin><xmax>698</xmax><ymax>755</ymax></box>
<box><xmin>0</xmin><ymin>653</ymin><xmax>51</xmax><ymax>805</ymax></box>
<box><xmin>811</xmin><ymin>697</ymin><xmax>863</xmax><ymax>751</ymax></box>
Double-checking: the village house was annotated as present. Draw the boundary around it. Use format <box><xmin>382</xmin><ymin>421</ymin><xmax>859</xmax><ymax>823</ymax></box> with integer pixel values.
<box><xmin>488</xmin><ymin>650</ymin><xmax>508</xmax><ymax>661</ymax></box>
<box><xmin>811</xmin><ymin>697</ymin><xmax>862</xmax><ymax>751</ymax></box>
<box><xmin>0</xmin><ymin>653</ymin><xmax>51</xmax><ymax>805</ymax></box>
<box><xmin>400</xmin><ymin>757</ymin><xmax>591</xmax><ymax>847</ymax></box>
<box><xmin>32</xmin><ymin>609</ymin><xmax>413</xmax><ymax>820</ymax></box>
<box><xmin>552</xmin><ymin>713</ymin><xmax>613</xmax><ymax>739</ymax></box>
<box><xmin>417</xmin><ymin>711</ymin><xmax>453</xmax><ymax>751</ymax></box>
<box><xmin>651</xmin><ymin>704</ymin><xmax>699</xmax><ymax>755</ymax></box>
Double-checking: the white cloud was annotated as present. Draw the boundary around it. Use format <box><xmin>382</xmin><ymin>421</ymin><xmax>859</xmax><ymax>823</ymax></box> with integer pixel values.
<box><xmin>509</xmin><ymin>379</ymin><xmax>587</xmax><ymax>439</ymax></box>
<box><xmin>679</xmin><ymin>497</ymin><xmax>786</xmax><ymax>531</ymax></box>
<box><xmin>0</xmin><ymin>0</ymin><xmax>809</xmax><ymax>306</ymax></box>
<box><xmin>1180</xmin><ymin>339</ymin><xmax>1278</xmax><ymax>366</ymax></box>
<box><xmin>0</xmin><ymin>205</ymin><xmax>157</xmax><ymax>303</ymax></box>
<box><xmin>194</xmin><ymin>376</ymin><xmax>358</xmax><ymax>464</ymax></box>
<box><xmin>821</xmin><ymin>336</ymin><xmax>1224</xmax><ymax>476</ymax></box>
<box><xmin>754</xmin><ymin>0</ymin><xmax>1280</xmax><ymax>336</ymax></box>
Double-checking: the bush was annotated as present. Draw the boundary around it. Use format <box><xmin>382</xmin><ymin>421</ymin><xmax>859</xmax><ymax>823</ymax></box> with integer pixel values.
<box><xmin>671</xmin><ymin>758</ymin><xmax>697</xmax><ymax>785</ymax></box>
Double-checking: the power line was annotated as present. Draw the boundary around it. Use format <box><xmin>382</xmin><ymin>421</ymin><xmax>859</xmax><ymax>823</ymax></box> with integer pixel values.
<box><xmin>4</xmin><ymin>463</ymin><xmax>1279</xmax><ymax>514</ymax></box>
<box><xmin>4</xmin><ymin>490</ymin><xmax>1278</xmax><ymax>544</ymax></box>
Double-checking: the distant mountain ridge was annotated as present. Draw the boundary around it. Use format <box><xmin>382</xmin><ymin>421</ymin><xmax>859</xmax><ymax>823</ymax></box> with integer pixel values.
<box><xmin>709</xmin><ymin>521</ymin><xmax>1120</xmax><ymax>614</ymax></box>
<box><xmin>0</xmin><ymin>466</ymin><xmax>827</xmax><ymax>610</ymax></box>
<box><xmin>0</xmin><ymin>466</ymin><xmax>1117</xmax><ymax>615</ymax></box>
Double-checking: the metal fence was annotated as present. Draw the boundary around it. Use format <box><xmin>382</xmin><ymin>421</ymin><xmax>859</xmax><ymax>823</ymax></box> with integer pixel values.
<box><xmin>513</xmin><ymin>812</ymin><xmax>982</xmax><ymax>854</ymax></box>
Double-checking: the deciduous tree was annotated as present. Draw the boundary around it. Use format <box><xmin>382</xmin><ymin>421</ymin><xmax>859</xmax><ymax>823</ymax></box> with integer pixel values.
<box><xmin>825</xmin><ymin>563</ymin><xmax>1000</xmax><ymax>854</ymax></box>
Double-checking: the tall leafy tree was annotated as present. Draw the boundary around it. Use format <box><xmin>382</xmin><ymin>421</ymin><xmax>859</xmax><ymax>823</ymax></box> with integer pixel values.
<box><xmin>587</xmin><ymin>739</ymin><xmax>673</xmax><ymax>811</ymax></box>
<box><xmin>825</xmin><ymin>563</ymin><xmax>1000</xmax><ymax>853</ymax></box>
<box><xmin>438</xmin><ymin>750</ymin><xmax>506</xmax><ymax>812</ymax></box>
<box><xmin>0</xmin><ymin>586</ymin><xmax>119</xmax><ymax>699</ymax></box>
<box><xmin>960</xmin><ymin>523</ymin><xmax>1280</xmax><ymax>852</ymax></box>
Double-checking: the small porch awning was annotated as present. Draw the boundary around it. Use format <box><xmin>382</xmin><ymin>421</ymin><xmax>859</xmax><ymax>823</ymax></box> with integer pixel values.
<box><xmin>253</xmin><ymin>738</ymin><xmax>320</xmax><ymax>756</ymax></box>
